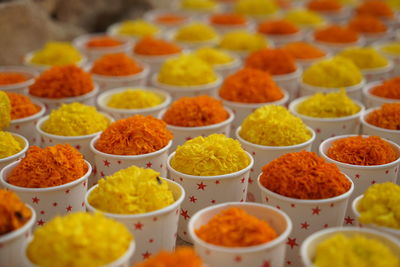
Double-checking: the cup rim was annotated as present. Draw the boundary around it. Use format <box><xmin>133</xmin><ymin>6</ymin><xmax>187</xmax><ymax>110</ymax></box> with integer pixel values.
<box><xmin>188</xmin><ymin>202</ymin><xmax>293</xmax><ymax>253</ymax></box>
<box><xmin>72</xmin><ymin>33</ymin><xmax>133</xmax><ymax>52</ymax></box>
<box><xmin>257</xmin><ymin>172</ymin><xmax>354</xmax><ymax>204</ymax></box>
<box><xmin>132</xmin><ymin>49</ymin><xmax>185</xmax><ymax>61</ymax></box>
<box><xmin>319</xmin><ymin>134</ymin><xmax>400</xmax><ymax>169</ymax></box>
<box><xmin>0</xmin><ymin>133</ymin><xmax>29</xmax><ymax>163</ymax></box>
<box><xmin>362</xmin><ymin>80</ymin><xmax>398</xmax><ymax>103</ymax></box>
<box><xmin>151</xmin><ymin>72</ymin><xmax>223</xmax><ymax>91</ymax></box>
<box><xmin>212</xmin><ymin>53</ymin><xmax>242</xmax><ymax>71</ymax></box>
<box><xmin>24</xmin><ymin>51</ymin><xmax>87</xmax><ymax>70</ymax></box>
<box><xmin>0</xmin><ymin>160</ymin><xmax>92</xmax><ymax>192</ymax></box>
<box><xmin>219</xmin><ymin>88</ymin><xmax>289</xmax><ymax>107</ymax></box>
<box><xmin>360</xmin><ymin>59</ymin><xmax>394</xmax><ymax>73</ymax></box>
<box><xmin>167</xmin><ymin>151</ymin><xmax>254</xmax><ymax>180</ymax></box>
<box><xmin>373</xmin><ymin>40</ymin><xmax>400</xmax><ymax>57</ymax></box>
<box><xmin>271</xmin><ymin>65</ymin><xmax>302</xmax><ymax>80</ymax></box>
<box><xmin>0</xmin><ymin>205</ymin><xmax>36</xmax><ymax>243</ymax></box>
<box><xmin>107</xmin><ymin>21</ymin><xmax>164</xmax><ymax>40</ymax></box>
<box><xmin>166</xmin><ymin>29</ymin><xmax>220</xmax><ymax>46</ymax></box>
<box><xmin>360</xmin><ymin>107</ymin><xmax>400</xmax><ymax>134</ymax></box>
<box><xmin>308</xmin><ymin>30</ymin><xmax>366</xmax><ymax>47</ymax></box>
<box><xmin>236</xmin><ymin>125</ymin><xmax>316</xmax><ymax>150</ymax></box>
<box><xmin>90</xmin><ymin>62</ymin><xmax>150</xmax><ymax>81</ymax></box>
<box><xmin>295</xmin><ymin>50</ymin><xmax>332</xmax><ymax>65</ymax></box>
<box><xmin>90</xmin><ymin>135</ymin><xmax>173</xmax><ymax>159</ymax></box>
<box><xmin>289</xmin><ymin>95</ymin><xmax>365</xmax><ymax>122</ymax></box>
<box><xmin>260</xmin><ymin>28</ymin><xmax>304</xmax><ymax>39</ymax></box>
<box><xmin>85</xmin><ymin>178</ymin><xmax>185</xmax><ymax>219</ymax></box>
<box><xmin>300</xmin><ymin>78</ymin><xmax>366</xmax><ymax>92</ymax></box>
<box><xmin>0</xmin><ymin>66</ymin><xmax>38</xmax><ymax>90</ymax></box>
<box><xmin>96</xmin><ymin>87</ymin><xmax>172</xmax><ymax>114</ymax></box>
<box><xmin>143</xmin><ymin>9</ymin><xmax>191</xmax><ymax>26</ymax></box>
<box><xmin>10</xmin><ymin>100</ymin><xmax>46</xmax><ymax>124</ymax></box>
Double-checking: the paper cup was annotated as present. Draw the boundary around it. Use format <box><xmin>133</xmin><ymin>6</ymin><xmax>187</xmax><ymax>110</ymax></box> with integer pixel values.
<box><xmin>301</xmin><ymin>227</ymin><xmax>400</xmax><ymax>267</ymax></box>
<box><xmin>97</xmin><ymin>87</ymin><xmax>171</xmax><ymax>120</ymax></box>
<box><xmin>374</xmin><ymin>40</ymin><xmax>400</xmax><ymax>76</ymax></box>
<box><xmin>6</xmin><ymin>101</ymin><xmax>45</xmax><ymax>145</ymax></box>
<box><xmin>220</xmin><ymin>89</ymin><xmax>289</xmax><ymax>136</ymax></box>
<box><xmin>258</xmin><ymin>173</ymin><xmax>354</xmax><ymax>266</ymax></box>
<box><xmin>188</xmin><ymin>202</ymin><xmax>292</xmax><ymax>267</ymax></box>
<box><xmin>210</xmin><ymin>20</ymin><xmax>255</xmax><ymax>34</ymax></box>
<box><xmin>294</xmin><ymin>50</ymin><xmax>332</xmax><ymax>69</ymax></box>
<box><xmin>72</xmin><ymin>33</ymin><xmax>133</xmax><ymax>62</ymax></box>
<box><xmin>85</xmin><ymin>179</ymin><xmax>184</xmax><ymax>263</ymax></box>
<box><xmin>319</xmin><ymin>135</ymin><xmax>400</xmax><ymax>226</ymax></box>
<box><xmin>307</xmin><ymin>32</ymin><xmax>366</xmax><ymax>53</ymax></box>
<box><xmin>90</xmin><ymin>136</ymin><xmax>171</xmax><ymax>184</ymax></box>
<box><xmin>91</xmin><ymin>64</ymin><xmax>150</xmax><ymax>91</ymax></box>
<box><xmin>144</xmin><ymin>9</ymin><xmax>192</xmax><ymax>28</ymax></box>
<box><xmin>0</xmin><ymin>160</ymin><xmax>91</xmax><ymax>227</ymax></box>
<box><xmin>363</xmin><ymin>29</ymin><xmax>394</xmax><ymax>45</ymax></box>
<box><xmin>0</xmin><ymin>133</ymin><xmax>28</xmax><ymax>173</ymax></box>
<box><xmin>107</xmin><ymin>22</ymin><xmax>164</xmax><ymax>41</ymax></box>
<box><xmin>167</xmin><ymin>30</ymin><xmax>220</xmax><ymax>49</ymax></box>
<box><xmin>236</xmin><ymin>126</ymin><xmax>315</xmax><ymax>202</ymax></box>
<box><xmin>28</xmin><ymin>84</ymin><xmax>99</xmax><ymax>115</ymax></box>
<box><xmin>167</xmin><ymin>151</ymin><xmax>254</xmax><ymax>242</ymax></box>
<box><xmin>132</xmin><ymin>51</ymin><xmax>184</xmax><ymax>75</ymax></box>
<box><xmin>23</xmin><ymin>52</ymin><xmax>87</xmax><ymax>73</ymax></box>
<box><xmin>361</xmin><ymin>60</ymin><xmax>394</xmax><ymax>83</ymax></box>
<box><xmin>151</xmin><ymin>73</ymin><xmax>223</xmax><ymax>100</ymax></box>
<box><xmin>263</xmin><ymin>30</ymin><xmax>304</xmax><ymax>46</ymax></box>
<box><xmin>289</xmin><ymin>96</ymin><xmax>365</xmax><ymax>152</ymax></box>
<box><xmin>300</xmin><ymin>79</ymin><xmax>365</xmax><ymax>101</ymax></box>
<box><xmin>213</xmin><ymin>54</ymin><xmax>242</xmax><ymax>78</ymax></box>
<box><xmin>315</xmin><ymin>7</ymin><xmax>351</xmax><ymax>23</ymax></box>
<box><xmin>0</xmin><ymin>205</ymin><xmax>35</xmax><ymax>267</ymax></box>
<box><xmin>362</xmin><ymin>80</ymin><xmax>399</xmax><ymax>108</ymax></box>
<box><xmin>360</xmin><ymin>107</ymin><xmax>400</xmax><ymax>145</ymax></box>
<box><xmin>273</xmin><ymin>67</ymin><xmax>302</xmax><ymax>101</ymax></box>
<box><xmin>159</xmin><ymin>107</ymin><xmax>234</xmax><ymax>151</ymax></box>
<box><xmin>22</xmin><ymin>238</ymin><xmax>135</xmax><ymax>267</ymax></box>
<box><xmin>0</xmin><ymin>66</ymin><xmax>38</xmax><ymax>94</ymax></box>
<box><xmin>352</xmin><ymin>195</ymin><xmax>400</xmax><ymax>238</ymax></box>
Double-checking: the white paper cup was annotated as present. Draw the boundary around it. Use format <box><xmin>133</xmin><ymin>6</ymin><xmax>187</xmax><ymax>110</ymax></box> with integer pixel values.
<box><xmin>273</xmin><ymin>67</ymin><xmax>302</xmax><ymax>101</ymax></box>
<box><xmin>361</xmin><ymin>60</ymin><xmax>394</xmax><ymax>83</ymax></box>
<box><xmin>319</xmin><ymin>135</ymin><xmax>400</xmax><ymax>225</ymax></box>
<box><xmin>0</xmin><ymin>205</ymin><xmax>35</xmax><ymax>267</ymax></box>
<box><xmin>144</xmin><ymin>9</ymin><xmax>192</xmax><ymax>28</ymax></box>
<box><xmin>258</xmin><ymin>173</ymin><xmax>354</xmax><ymax>266</ymax></box>
<box><xmin>213</xmin><ymin>54</ymin><xmax>242</xmax><ymax>78</ymax></box>
<box><xmin>374</xmin><ymin>40</ymin><xmax>400</xmax><ymax>76</ymax></box>
<box><xmin>90</xmin><ymin>136</ymin><xmax>171</xmax><ymax>184</ymax></box>
<box><xmin>91</xmin><ymin>63</ymin><xmax>150</xmax><ymax>91</ymax></box>
<box><xmin>22</xmin><ymin>238</ymin><xmax>136</xmax><ymax>267</ymax></box>
<box><xmin>236</xmin><ymin>126</ymin><xmax>315</xmax><ymax>202</ymax></box>
<box><xmin>300</xmin><ymin>79</ymin><xmax>365</xmax><ymax>101</ymax></box>
<box><xmin>159</xmin><ymin>107</ymin><xmax>234</xmax><ymax>151</ymax></box>
<box><xmin>362</xmin><ymin>80</ymin><xmax>399</xmax><ymax>108</ymax></box>
<box><xmin>167</xmin><ymin>151</ymin><xmax>254</xmax><ymax>242</ymax></box>
<box><xmin>6</xmin><ymin>101</ymin><xmax>45</xmax><ymax>146</ymax></box>
<box><xmin>315</xmin><ymin>7</ymin><xmax>351</xmax><ymax>23</ymax></box>
<box><xmin>0</xmin><ymin>160</ymin><xmax>91</xmax><ymax>227</ymax></box>
<box><xmin>132</xmin><ymin>51</ymin><xmax>184</xmax><ymax>75</ymax></box>
<box><xmin>167</xmin><ymin>30</ymin><xmax>220</xmax><ymax>49</ymax></box>
<box><xmin>301</xmin><ymin>227</ymin><xmax>400</xmax><ymax>267</ymax></box>
<box><xmin>151</xmin><ymin>73</ymin><xmax>223</xmax><ymax>100</ymax></box>
<box><xmin>97</xmin><ymin>87</ymin><xmax>171</xmax><ymax>120</ymax></box>
<box><xmin>28</xmin><ymin>84</ymin><xmax>99</xmax><ymax>115</ymax></box>
<box><xmin>307</xmin><ymin>32</ymin><xmax>366</xmax><ymax>53</ymax></box>
<box><xmin>352</xmin><ymin>195</ymin><xmax>400</xmax><ymax>238</ymax></box>
<box><xmin>0</xmin><ymin>66</ymin><xmax>38</xmax><ymax>94</ymax></box>
<box><xmin>220</xmin><ymin>89</ymin><xmax>289</xmax><ymax>136</ymax></box>
<box><xmin>363</xmin><ymin>29</ymin><xmax>394</xmax><ymax>45</ymax></box>
<box><xmin>289</xmin><ymin>96</ymin><xmax>365</xmax><ymax>152</ymax></box>
<box><xmin>0</xmin><ymin>133</ymin><xmax>28</xmax><ymax>173</ymax></box>
<box><xmin>23</xmin><ymin>52</ymin><xmax>87</xmax><ymax>73</ymax></box>
<box><xmin>209</xmin><ymin>20</ymin><xmax>255</xmax><ymax>34</ymax></box>
<box><xmin>263</xmin><ymin>30</ymin><xmax>304</xmax><ymax>46</ymax></box>
<box><xmin>188</xmin><ymin>202</ymin><xmax>292</xmax><ymax>267</ymax></box>
<box><xmin>294</xmin><ymin>50</ymin><xmax>332</xmax><ymax>69</ymax></box>
<box><xmin>85</xmin><ymin>178</ymin><xmax>184</xmax><ymax>263</ymax></box>
<box><xmin>360</xmin><ymin>107</ymin><xmax>400</xmax><ymax>145</ymax></box>
<box><xmin>107</xmin><ymin>22</ymin><xmax>164</xmax><ymax>41</ymax></box>
<box><xmin>72</xmin><ymin>33</ymin><xmax>133</xmax><ymax>62</ymax></box>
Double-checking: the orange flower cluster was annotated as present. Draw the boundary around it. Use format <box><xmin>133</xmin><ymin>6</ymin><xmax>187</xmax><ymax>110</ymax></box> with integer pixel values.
<box><xmin>155</xmin><ymin>14</ymin><xmax>186</xmax><ymax>24</ymax></box>
<box><xmin>219</xmin><ymin>68</ymin><xmax>284</xmax><ymax>103</ymax></box>
<box><xmin>91</xmin><ymin>53</ymin><xmax>142</xmax><ymax>76</ymax></box>
<box><xmin>29</xmin><ymin>65</ymin><xmax>93</xmax><ymax>98</ymax></box>
<box><xmin>195</xmin><ymin>208</ymin><xmax>277</xmax><ymax>247</ymax></box>
<box><xmin>366</xmin><ymin>103</ymin><xmax>400</xmax><ymax>130</ymax></box>
<box><xmin>95</xmin><ymin>115</ymin><xmax>173</xmax><ymax>155</ymax></box>
<box><xmin>327</xmin><ymin>136</ymin><xmax>398</xmax><ymax>166</ymax></box>
<box><xmin>7</xmin><ymin>144</ymin><xmax>88</xmax><ymax>188</ymax></box>
<box><xmin>371</xmin><ymin>77</ymin><xmax>400</xmax><ymax>100</ymax></box>
<box><xmin>258</xmin><ymin>19</ymin><xmax>299</xmax><ymax>35</ymax></box>
<box><xmin>314</xmin><ymin>25</ymin><xmax>359</xmax><ymax>43</ymax></box>
<box><xmin>135</xmin><ymin>247</ymin><xmax>202</xmax><ymax>267</ymax></box>
<box><xmin>245</xmin><ymin>48</ymin><xmax>297</xmax><ymax>75</ymax></box>
<box><xmin>86</xmin><ymin>36</ymin><xmax>123</xmax><ymax>48</ymax></box>
<box><xmin>307</xmin><ymin>0</ymin><xmax>342</xmax><ymax>12</ymax></box>
<box><xmin>0</xmin><ymin>72</ymin><xmax>28</xmax><ymax>85</ymax></box>
<box><xmin>348</xmin><ymin>15</ymin><xmax>387</xmax><ymax>33</ymax></box>
<box><xmin>260</xmin><ymin>151</ymin><xmax>351</xmax><ymax>199</ymax></box>
<box><xmin>210</xmin><ymin>13</ymin><xmax>247</xmax><ymax>25</ymax></box>
<box><xmin>6</xmin><ymin>92</ymin><xmax>40</xmax><ymax>120</ymax></box>
<box><xmin>134</xmin><ymin>37</ymin><xmax>182</xmax><ymax>56</ymax></box>
<box><xmin>356</xmin><ymin>0</ymin><xmax>394</xmax><ymax>18</ymax></box>
<box><xmin>0</xmin><ymin>189</ymin><xmax>32</xmax><ymax>235</ymax></box>
<box><xmin>163</xmin><ymin>95</ymin><xmax>229</xmax><ymax>127</ymax></box>
<box><xmin>282</xmin><ymin>42</ymin><xmax>326</xmax><ymax>59</ymax></box>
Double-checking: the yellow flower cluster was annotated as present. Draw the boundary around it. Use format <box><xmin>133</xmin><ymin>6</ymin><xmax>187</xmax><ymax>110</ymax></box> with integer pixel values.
<box><xmin>0</xmin><ymin>131</ymin><xmax>22</xmax><ymax>159</ymax></box>
<box><xmin>381</xmin><ymin>42</ymin><xmax>400</xmax><ymax>55</ymax></box>
<box><xmin>30</xmin><ymin>42</ymin><xmax>82</xmax><ymax>66</ymax></box>
<box><xmin>27</xmin><ymin>212</ymin><xmax>133</xmax><ymax>267</ymax></box>
<box><xmin>234</xmin><ymin>0</ymin><xmax>278</xmax><ymax>17</ymax></box>
<box><xmin>107</xmin><ymin>89</ymin><xmax>163</xmax><ymax>109</ymax></box>
<box><xmin>338</xmin><ymin>47</ymin><xmax>389</xmax><ymax>70</ymax></box>
<box><xmin>219</xmin><ymin>31</ymin><xmax>268</xmax><ymax>52</ymax></box>
<box><xmin>181</xmin><ymin>0</ymin><xmax>217</xmax><ymax>11</ymax></box>
<box><xmin>285</xmin><ymin>9</ymin><xmax>325</xmax><ymax>28</ymax></box>
<box><xmin>118</xmin><ymin>20</ymin><xmax>159</xmax><ymax>37</ymax></box>
<box><xmin>0</xmin><ymin>91</ymin><xmax>10</xmax><ymax>129</ymax></box>
<box><xmin>195</xmin><ymin>47</ymin><xmax>233</xmax><ymax>65</ymax></box>
<box><xmin>175</xmin><ymin>23</ymin><xmax>218</xmax><ymax>42</ymax></box>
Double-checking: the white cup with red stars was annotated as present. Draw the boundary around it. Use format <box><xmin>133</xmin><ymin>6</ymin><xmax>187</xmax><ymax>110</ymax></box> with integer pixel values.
<box><xmin>257</xmin><ymin>173</ymin><xmax>354</xmax><ymax>267</ymax></box>
<box><xmin>189</xmin><ymin>202</ymin><xmax>292</xmax><ymax>267</ymax></box>
<box><xmin>273</xmin><ymin>67</ymin><xmax>302</xmax><ymax>101</ymax></box>
<box><xmin>0</xmin><ymin>66</ymin><xmax>38</xmax><ymax>94</ymax></box>
<box><xmin>0</xmin><ymin>160</ymin><xmax>91</xmax><ymax>228</ymax></box>
<box><xmin>167</xmin><ymin>151</ymin><xmax>254</xmax><ymax>243</ymax></box>
<box><xmin>85</xmin><ymin>178</ymin><xmax>184</xmax><ymax>264</ymax></box>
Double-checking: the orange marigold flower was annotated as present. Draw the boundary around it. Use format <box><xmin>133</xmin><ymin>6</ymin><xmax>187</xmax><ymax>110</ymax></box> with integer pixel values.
<box><xmin>314</xmin><ymin>25</ymin><xmax>360</xmax><ymax>43</ymax></box>
<box><xmin>0</xmin><ymin>72</ymin><xmax>28</xmax><ymax>85</ymax></box>
<box><xmin>366</xmin><ymin>103</ymin><xmax>400</xmax><ymax>130</ymax></box>
<box><xmin>348</xmin><ymin>15</ymin><xmax>387</xmax><ymax>33</ymax></box>
<box><xmin>91</xmin><ymin>53</ymin><xmax>142</xmax><ymax>76</ymax></box>
<box><xmin>0</xmin><ymin>189</ymin><xmax>32</xmax><ymax>235</ymax></box>
<box><xmin>245</xmin><ymin>48</ymin><xmax>297</xmax><ymax>75</ymax></box>
<box><xmin>6</xmin><ymin>92</ymin><xmax>40</xmax><ymax>120</ymax></box>
<box><xmin>258</xmin><ymin>19</ymin><xmax>299</xmax><ymax>35</ymax></box>
<box><xmin>134</xmin><ymin>36</ymin><xmax>182</xmax><ymax>56</ymax></box>
<box><xmin>370</xmin><ymin>77</ymin><xmax>400</xmax><ymax>100</ymax></box>
<box><xmin>86</xmin><ymin>36</ymin><xmax>123</xmax><ymax>48</ymax></box>
<box><xmin>155</xmin><ymin>14</ymin><xmax>186</xmax><ymax>24</ymax></box>
<box><xmin>307</xmin><ymin>0</ymin><xmax>342</xmax><ymax>12</ymax></box>
<box><xmin>135</xmin><ymin>247</ymin><xmax>202</xmax><ymax>267</ymax></box>
<box><xmin>210</xmin><ymin>13</ymin><xmax>247</xmax><ymax>25</ymax></box>
<box><xmin>282</xmin><ymin>42</ymin><xmax>326</xmax><ymax>59</ymax></box>
<box><xmin>356</xmin><ymin>0</ymin><xmax>394</xmax><ymax>18</ymax></box>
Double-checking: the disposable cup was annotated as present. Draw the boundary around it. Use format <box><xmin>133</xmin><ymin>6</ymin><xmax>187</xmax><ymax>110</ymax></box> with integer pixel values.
<box><xmin>213</xmin><ymin>53</ymin><xmax>242</xmax><ymax>78</ymax></box>
<box><xmin>85</xmin><ymin>179</ymin><xmax>184</xmax><ymax>263</ymax></box>
<box><xmin>0</xmin><ymin>160</ymin><xmax>92</xmax><ymax>227</ymax></box>
<box><xmin>363</xmin><ymin>29</ymin><xmax>394</xmax><ymax>45</ymax></box>
<box><xmin>273</xmin><ymin>67</ymin><xmax>302</xmax><ymax>101</ymax></box>
<box><xmin>315</xmin><ymin>7</ymin><xmax>351</xmax><ymax>23</ymax></box>
<box><xmin>132</xmin><ymin>51</ymin><xmax>184</xmax><ymax>75</ymax></box>
<box><xmin>374</xmin><ymin>40</ymin><xmax>400</xmax><ymax>76</ymax></box>
<box><xmin>143</xmin><ymin>9</ymin><xmax>192</xmax><ymax>28</ymax></box>
<box><xmin>167</xmin><ymin>30</ymin><xmax>220</xmax><ymax>49</ymax></box>
<box><xmin>361</xmin><ymin>60</ymin><xmax>394</xmax><ymax>83</ymax></box>
<box><xmin>294</xmin><ymin>50</ymin><xmax>332</xmax><ymax>69</ymax></box>
<box><xmin>23</xmin><ymin>52</ymin><xmax>87</xmax><ymax>73</ymax></box>
<box><xmin>299</xmin><ymin>79</ymin><xmax>365</xmax><ymax>101</ymax></box>
<box><xmin>258</xmin><ymin>173</ymin><xmax>354</xmax><ymax>267</ymax></box>
<box><xmin>0</xmin><ymin>66</ymin><xmax>38</xmax><ymax>94</ymax></box>
<box><xmin>209</xmin><ymin>20</ymin><xmax>255</xmax><ymax>34</ymax></box>
<box><xmin>263</xmin><ymin>30</ymin><xmax>304</xmax><ymax>46</ymax></box>
<box><xmin>189</xmin><ymin>202</ymin><xmax>292</xmax><ymax>267</ymax></box>
<box><xmin>307</xmin><ymin>32</ymin><xmax>366</xmax><ymax>53</ymax></box>
<box><xmin>236</xmin><ymin>126</ymin><xmax>315</xmax><ymax>202</ymax></box>
<box><xmin>106</xmin><ymin>22</ymin><xmax>164</xmax><ymax>41</ymax></box>
<box><xmin>0</xmin><ymin>133</ymin><xmax>28</xmax><ymax>173</ymax></box>
<box><xmin>167</xmin><ymin>151</ymin><xmax>254</xmax><ymax>242</ymax></box>
<box><xmin>362</xmin><ymin>80</ymin><xmax>398</xmax><ymax>108</ymax></box>
<box><xmin>289</xmin><ymin>96</ymin><xmax>365</xmax><ymax>152</ymax></box>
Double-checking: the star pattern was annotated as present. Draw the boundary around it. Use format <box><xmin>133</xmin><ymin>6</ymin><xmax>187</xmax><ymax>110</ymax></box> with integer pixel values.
<box><xmin>261</xmin><ymin>260</ymin><xmax>271</xmax><ymax>267</ymax></box>
<box><xmin>355</xmin><ymin>174</ymin><xmax>360</xmax><ymax>179</ymax></box>
<box><xmin>234</xmin><ymin>256</ymin><xmax>242</xmax><ymax>262</ymax></box>
<box><xmin>197</xmin><ymin>182</ymin><xmax>206</xmax><ymax>190</ymax></box>
<box><xmin>134</xmin><ymin>222</ymin><xmax>144</xmax><ymax>230</ymax></box>
<box><xmin>286</xmin><ymin>238</ymin><xmax>299</xmax><ymax>249</ymax></box>
<box><xmin>103</xmin><ymin>160</ymin><xmax>111</xmax><ymax>167</ymax></box>
<box><xmin>180</xmin><ymin>209</ymin><xmax>190</xmax><ymax>220</ymax></box>
<box><xmin>146</xmin><ymin>162</ymin><xmax>153</xmax><ymax>168</ymax></box>
<box><xmin>344</xmin><ymin>216</ymin><xmax>354</xmax><ymax>225</ymax></box>
<box><xmin>301</xmin><ymin>222</ymin><xmax>310</xmax><ymax>229</ymax></box>
<box><xmin>66</xmin><ymin>205</ymin><xmax>72</xmax><ymax>212</ymax></box>
<box><xmin>37</xmin><ymin>219</ymin><xmax>45</xmax><ymax>226</ymax></box>
<box><xmin>32</xmin><ymin>197</ymin><xmax>40</xmax><ymax>204</ymax></box>
<box><xmin>240</xmin><ymin>177</ymin><xmax>245</xmax><ymax>183</ymax></box>
<box><xmin>189</xmin><ymin>196</ymin><xmax>197</xmax><ymax>203</ymax></box>
<box><xmin>312</xmin><ymin>207</ymin><xmax>321</xmax><ymax>215</ymax></box>
<box><xmin>142</xmin><ymin>251</ymin><xmax>151</xmax><ymax>259</ymax></box>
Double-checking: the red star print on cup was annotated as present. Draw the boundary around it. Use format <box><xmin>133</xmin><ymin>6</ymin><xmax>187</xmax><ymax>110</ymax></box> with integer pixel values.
<box><xmin>197</xmin><ymin>182</ymin><xmax>206</xmax><ymax>190</ymax></box>
<box><xmin>344</xmin><ymin>216</ymin><xmax>354</xmax><ymax>225</ymax></box>
<box><xmin>32</xmin><ymin>197</ymin><xmax>40</xmax><ymax>204</ymax></box>
<box><xmin>234</xmin><ymin>256</ymin><xmax>242</xmax><ymax>262</ymax></box>
<box><xmin>286</xmin><ymin>238</ymin><xmax>298</xmax><ymax>249</ymax></box>
<box><xmin>103</xmin><ymin>160</ymin><xmax>111</xmax><ymax>167</ymax></box>
<box><xmin>189</xmin><ymin>196</ymin><xmax>197</xmax><ymax>203</ymax></box>
<box><xmin>180</xmin><ymin>209</ymin><xmax>190</xmax><ymax>220</ymax></box>
<box><xmin>312</xmin><ymin>207</ymin><xmax>321</xmax><ymax>215</ymax></box>
<box><xmin>301</xmin><ymin>222</ymin><xmax>310</xmax><ymax>229</ymax></box>
<box><xmin>142</xmin><ymin>251</ymin><xmax>151</xmax><ymax>259</ymax></box>
<box><xmin>134</xmin><ymin>222</ymin><xmax>144</xmax><ymax>230</ymax></box>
